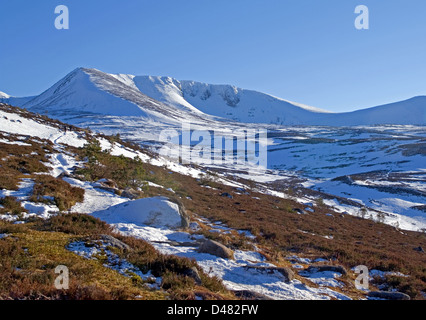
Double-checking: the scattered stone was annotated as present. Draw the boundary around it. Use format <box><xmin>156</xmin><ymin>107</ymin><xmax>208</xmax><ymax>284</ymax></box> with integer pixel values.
<box><xmin>121</xmin><ymin>187</ymin><xmax>143</xmax><ymax>199</ymax></box>
<box><xmin>368</xmin><ymin>291</ymin><xmax>411</xmax><ymax>300</ymax></box>
<box><xmin>234</xmin><ymin>187</ymin><xmax>249</xmax><ymax>195</ymax></box>
<box><xmin>97</xmin><ymin>178</ymin><xmax>118</xmax><ymax>189</ymax></box>
<box><xmin>57</xmin><ymin>172</ymin><xmax>72</xmax><ymax>179</ymax></box>
<box><xmin>100</xmin><ymin>234</ymin><xmax>131</xmax><ymax>252</ymax></box>
<box><xmin>189</xmin><ymin>222</ymin><xmax>201</xmax><ymax>231</ymax></box>
<box><xmin>293</xmin><ymin>208</ymin><xmax>307</xmax><ymax>215</ymax></box>
<box><xmin>95</xmin><ymin>179</ymin><xmax>119</xmax><ymax>193</ymax></box>
<box><xmin>244</xmin><ymin>266</ymin><xmax>295</xmax><ymax>282</ymax></box>
<box><xmin>181</xmin><ymin>266</ymin><xmax>202</xmax><ymax>285</ymax></box>
<box><xmin>220</xmin><ymin>192</ymin><xmax>233</xmax><ymax>199</ymax></box>
<box><xmin>197</xmin><ymin>239</ymin><xmax>234</xmax><ymax>260</ymax></box>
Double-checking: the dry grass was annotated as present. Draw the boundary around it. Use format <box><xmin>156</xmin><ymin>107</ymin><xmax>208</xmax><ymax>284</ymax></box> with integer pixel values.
<box><xmin>29</xmin><ymin>175</ymin><xmax>85</xmax><ymax>212</ymax></box>
<box><xmin>0</xmin><ymin>196</ymin><xmax>28</xmax><ymax>216</ymax></box>
<box><xmin>0</xmin><ymin>136</ymin><xmax>52</xmax><ymax>190</ymax></box>
<box><xmin>0</xmin><ymin>214</ymin><xmax>233</xmax><ymax>300</ymax></box>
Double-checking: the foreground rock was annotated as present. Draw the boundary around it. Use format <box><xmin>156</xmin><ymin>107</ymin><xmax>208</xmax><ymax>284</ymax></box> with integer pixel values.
<box><xmin>197</xmin><ymin>239</ymin><xmax>234</xmax><ymax>259</ymax></box>
<box><xmin>92</xmin><ymin>196</ymin><xmax>189</xmax><ymax>229</ymax></box>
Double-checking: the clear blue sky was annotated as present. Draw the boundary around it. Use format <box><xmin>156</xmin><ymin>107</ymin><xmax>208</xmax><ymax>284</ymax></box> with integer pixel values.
<box><xmin>1</xmin><ymin>0</ymin><xmax>425</xmax><ymax>112</ymax></box>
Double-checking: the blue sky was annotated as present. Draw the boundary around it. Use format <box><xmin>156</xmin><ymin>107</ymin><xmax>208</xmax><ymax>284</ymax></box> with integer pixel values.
<box><xmin>0</xmin><ymin>0</ymin><xmax>425</xmax><ymax>112</ymax></box>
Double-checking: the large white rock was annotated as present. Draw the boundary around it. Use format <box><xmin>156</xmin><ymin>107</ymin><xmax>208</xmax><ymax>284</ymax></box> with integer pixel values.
<box><xmin>92</xmin><ymin>196</ymin><xmax>188</xmax><ymax>229</ymax></box>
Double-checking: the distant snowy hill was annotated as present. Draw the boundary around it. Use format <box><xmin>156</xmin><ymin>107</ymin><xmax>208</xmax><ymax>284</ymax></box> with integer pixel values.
<box><xmin>0</xmin><ymin>91</ymin><xmax>10</xmax><ymax>99</ymax></box>
<box><xmin>2</xmin><ymin>67</ymin><xmax>425</xmax><ymax>126</ymax></box>
<box><xmin>0</xmin><ymin>91</ymin><xmax>37</xmax><ymax>108</ymax></box>
<box><xmin>320</xmin><ymin>96</ymin><xmax>426</xmax><ymax>126</ymax></box>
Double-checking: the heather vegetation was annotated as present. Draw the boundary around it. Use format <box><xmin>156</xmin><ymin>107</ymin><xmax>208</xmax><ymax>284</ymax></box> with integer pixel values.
<box><xmin>29</xmin><ymin>175</ymin><xmax>85</xmax><ymax>212</ymax></box>
<box><xmin>0</xmin><ymin>215</ymin><xmax>232</xmax><ymax>300</ymax></box>
<box><xmin>75</xmin><ymin>139</ymin><xmax>147</xmax><ymax>190</ymax></box>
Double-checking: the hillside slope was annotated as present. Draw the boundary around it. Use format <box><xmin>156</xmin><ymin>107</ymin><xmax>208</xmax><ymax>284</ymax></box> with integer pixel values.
<box><xmin>0</xmin><ymin>103</ymin><xmax>425</xmax><ymax>300</ymax></box>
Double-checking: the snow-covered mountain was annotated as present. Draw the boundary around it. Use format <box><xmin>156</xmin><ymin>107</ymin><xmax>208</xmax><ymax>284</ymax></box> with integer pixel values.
<box><xmin>320</xmin><ymin>96</ymin><xmax>426</xmax><ymax>126</ymax></box>
<box><xmin>0</xmin><ymin>91</ymin><xmax>37</xmax><ymax>108</ymax></box>
<box><xmin>118</xmin><ymin>75</ymin><xmax>331</xmax><ymax>124</ymax></box>
<box><xmin>20</xmin><ymin>68</ymin><xmax>212</xmax><ymax>126</ymax></box>
<box><xmin>0</xmin><ymin>91</ymin><xmax>10</xmax><ymax>99</ymax></box>
<box><xmin>129</xmin><ymin>77</ymin><xmax>426</xmax><ymax>125</ymax></box>
<box><xmin>4</xmin><ymin>67</ymin><xmax>426</xmax><ymax>126</ymax></box>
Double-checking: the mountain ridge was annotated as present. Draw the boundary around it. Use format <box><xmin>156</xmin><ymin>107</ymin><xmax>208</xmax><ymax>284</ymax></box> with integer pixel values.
<box><xmin>2</xmin><ymin>67</ymin><xmax>425</xmax><ymax>126</ymax></box>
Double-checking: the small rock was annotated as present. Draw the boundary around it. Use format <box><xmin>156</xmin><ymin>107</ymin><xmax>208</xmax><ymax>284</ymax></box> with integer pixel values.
<box><xmin>220</xmin><ymin>192</ymin><xmax>233</xmax><ymax>199</ymax></box>
<box><xmin>189</xmin><ymin>222</ymin><xmax>201</xmax><ymax>231</ymax></box>
<box><xmin>414</xmin><ymin>246</ymin><xmax>424</xmax><ymax>253</ymax></box>
<box><xmin>197</xmin><ymin>239</ymin><xmax>234</xmax><ymax>260</ymax></box>
<box><xmin>100</xmin><ymin>234</ymin><xmax>131</xmax><ymax>252</ymax></box>
<box><xmin>181</xmin><ymin>267</ymin><xmax>202</xmax><ymax>285</ymax></box>
<box><xmin>97</xmin><ymin>179</ymin><xmax>118</xmax><ymax>189</ymax></box>
<box><xmin>244</xmin><ymin>266</ymin><xmax>295</xmax><ymax>282</ymax></box>
<box><xmin>293</xmin><ymin>208</ymin><xmax>307</xmax><ymax>215</ymax></box>
<box><xmin>57</xmin><ymin>172</ymin><xmax>72</xmax><ymax>179</ymax></box>
<box><xmin>234</xmin><ymin>188</ymin><xmax>249</xmax><ymax>195</ymax></box>
<box><xmin>121</xmin><ymin>187</ymin><xmax>142</xmax><ymax>199</ymax></box>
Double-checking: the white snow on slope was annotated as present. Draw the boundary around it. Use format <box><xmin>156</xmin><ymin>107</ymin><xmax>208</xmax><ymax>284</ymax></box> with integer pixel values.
<box><xmin>0</xmin><ymin>109</ymin><xmax>87</xmax><ymax>148</ymax></box>
<box><xmin>92</xmin><ymin>197</ymin><xmax>185</xmax><ymax>230</ymax></box>
<box><xmin>65</xmin><ymin>177</ymin><xmax>128</xmax><ymax>214</ymax></box>
<box><xmin>89</xmin><ymin>198</ymin><xmax>350</xmax><ymax>300</ymax></box>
